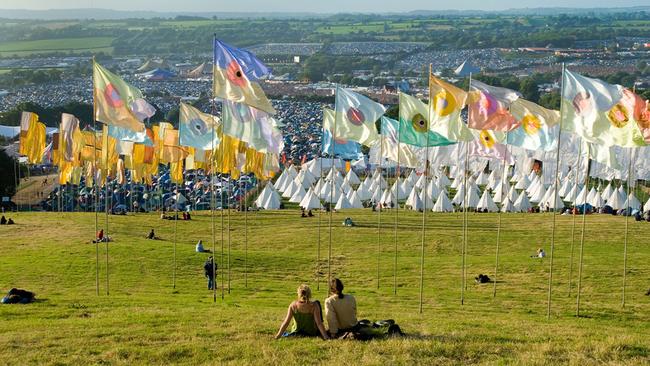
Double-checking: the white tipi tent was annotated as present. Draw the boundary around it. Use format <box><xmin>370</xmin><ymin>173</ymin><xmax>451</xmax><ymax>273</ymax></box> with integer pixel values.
<box><xmin>432</xmin><ymin>191</ymin><xmax>453</xmax><ymax>212</ymax></box>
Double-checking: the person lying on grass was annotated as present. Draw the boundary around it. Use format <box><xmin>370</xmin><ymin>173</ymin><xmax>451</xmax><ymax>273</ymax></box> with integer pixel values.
<box><xmin>275</xmin><ymin>284</ymin><xmax>329</xmax><ymax>340</ymax></box>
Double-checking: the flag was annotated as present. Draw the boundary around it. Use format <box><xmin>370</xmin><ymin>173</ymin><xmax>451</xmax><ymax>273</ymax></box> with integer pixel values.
<box><xmin>562</xmin><ymin>69</ymin><xmax>646</xmax><ymax>147</ymax></box>
<box><xmin>468</xmin><ymin>80</ymin><xmax>520</xmax><ymax>131</ymax></box>
<box><xmin>60</xmin><ymin>113</ymin><xmax>81</xmax><ymax>162</ymax></box>
<box><xmin>213</xmin><ymin>39</ymin><xmax>275</xmax><ymax>115</ymax></box>
<box><xmin>321</xmin><ymin>108</ymin><xmax>363</xmax><ymax>160</ymax></box>
<box><xmin>222</xmin><ymin>100</ymin><xmax>284</xmax><ymax>154</ymax></box>
<box><xmin>108</xmin><ymin>125</ymin><xmax>153</xmax><ymax>146</ymax></box>
<box><xmin>428</xmin><ymin>74</ymin><xmax>473</xmax><ymax>142</ymax></box>
<box><xmin>333</xmin><ymin>87</ymin><xmax>386</xmax><ymax>147</ymax></box>
<box><xmin>507</xmin><ymin>99</ymin><xmax>560</xmax><ymax>151</ymax></box>
<box><xmin>19</xmin><ymin>111</ymin><xmax>46</xmax><ymax>164</ymax></box>
<box><xmin>179</xmin><ymin>102</ymin><xmax>220</xmax><ymax>150</ymax></box>
<box><xmin>379</xmin><ymin>116</ymin><xmax>420</xmax><ymax>168</ymax></box>
<box><xmin>93</xmin><ymin>61</ymin><xmax>146</xmax><ymax>133</ymax></box>
<box><xmin>469</xmin><ymin>129</ymin><xmax>513</xmax><ymax>163</ymax></box>
<box><xmin>155</xmin><ymin>122</ymin><xmax>189</xmax><ymax>163</ymax></box>
<box><xmin>398</xmin><ymin>92</ymin><xmax>456</xmax><ymax>147</ymax></box>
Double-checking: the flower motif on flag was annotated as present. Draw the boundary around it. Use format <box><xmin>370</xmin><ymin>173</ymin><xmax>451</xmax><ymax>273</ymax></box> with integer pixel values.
<box><xmin>607</xmin><ymin>103</ymin><xmax>630</xmax><ymax>128</ymax></box>
<box><xmin>226</xmin><ymin>60</ymin><xmax>247</xmax><ymax>87</ymax></box>
<box><xmin>410</xmin><ymin>113</ymin><xmax>428</xmax><ymax>133</ymax></box>
<box><xmin>104</xmin><ymin>83</ymin><xmax>124</xmax><ymax>108</ymax></box>
<box><xmin>572</xmin><ymin>91</ymin><xmax>593</xmax><ymax>117</ymax></box>
<box><xmin>346</xmin><ymin>107</ymin><xmax>365</xmax><ymax>126</ymax></box>
<box><xmin>522</xmin><ymin>114</ymin><xmax>541</xmax><ymax>135</ymax></box>
<box><xmin>433</xmin><ymin>90</ymin><xmax>456</xmax><ymax>117</ymax></box>
<box><xmin>479</xmin><ymin>130</ymin><xmax>495</xmax><ymax>148</ymax></box>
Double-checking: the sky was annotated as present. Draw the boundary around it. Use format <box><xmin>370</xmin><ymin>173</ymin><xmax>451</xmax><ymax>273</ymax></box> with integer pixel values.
<box><xmin>1</xmin><ymin>0</ymin><xmax>649</xmax><ymax>12</ymax></box>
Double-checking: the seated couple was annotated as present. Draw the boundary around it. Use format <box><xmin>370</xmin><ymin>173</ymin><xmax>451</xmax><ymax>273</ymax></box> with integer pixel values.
<box><xmin>276</xmin><ymin>278</ymin><xmax>398</xmax><ymax>340</ymax></box>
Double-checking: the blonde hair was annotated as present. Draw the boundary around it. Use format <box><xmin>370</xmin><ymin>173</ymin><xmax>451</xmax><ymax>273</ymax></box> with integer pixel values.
<box><xmin>297</xmin><ymin>284</ymin><xmax>311</xmax><ymax>302</ymax></box>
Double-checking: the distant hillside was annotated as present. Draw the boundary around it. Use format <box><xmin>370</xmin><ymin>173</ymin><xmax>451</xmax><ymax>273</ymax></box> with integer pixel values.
<box><xmin>0</xmin><ymin>6</ymin><xmax>649</xmax><ymax>20</ymax></box>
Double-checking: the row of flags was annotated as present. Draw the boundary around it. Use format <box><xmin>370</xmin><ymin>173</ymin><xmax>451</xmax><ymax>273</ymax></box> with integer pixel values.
<box><xmin>18</xmin><ymin>38</ymin><xmax>650</xmax><ymax>190</ymax></box>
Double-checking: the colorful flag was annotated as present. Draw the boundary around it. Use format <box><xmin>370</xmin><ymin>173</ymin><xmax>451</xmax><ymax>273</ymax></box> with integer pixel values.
<box><xmin>468</xmin><ymin>80</ymin><xmax>520</xmax><ymax>132</ymax></box>
<box><xmin>379</xmin><ymin>116</ymin><xmax>420</xmax><ymax>168</ymax></box>
<box><xmin>213</xmin><ymin>39</ymin><xmax>275</xmax><ymax>115</ymax></box>
<box><xmin>321</xmin><ymin>108</ymin><xmax>363</xmax><ymax>160</ymax></box>
<box><xmin>19</xmin><ymin>111</ymin><xmax>46</xmax><ymax>164</ymax></box>
<box><xmin>179</xmin><ymin>102</ymin><xmax>220</xmax><ymax>150</ymax></box>
<box><xmin>428</xmin><ymin>74</ymin><xmax>473</xmax><ymax>142</ymax></box>
<box><xmin>222</xmin><ymin>100</ymin><xmax>284</xmax><ymax>154</ymax></box>
<box><xmin>108</xmin><ymin>125</ymin><xmax>153</xmax><ymax>146</ymax></box>
<box><xmin>562</xmin><ymin>69</ymin><xmax>646</xmax><ymax>147</ymax></box>
<box><xmin>398</xmin><ymin>92</ymin><xmax>455</xmax><ymax>147</ymax></box>
<box><xmin>332</xmin><ymin>87</ymin><xmax>386</xmax><ymax>147</ymax></box>
<box><xmin>93</xmin><ymin>61</ymin><xmax>147</xmax><ymax>133</ymax></box>
<box><xmin>469</xmin><ymin>129</ymin><xmax>513</xmax><ymax>163</ymax></box>
<box><xmin>155</xmin><ymin>122</ymin><xmax>188</xmax><ymax>163</ymax></box>
<box><xmin>507</xmin><ymin>98</ymin><xmax>560</xmax><ymax>151</ymax></box>
<box><xmin>60</xmin><ymin>113</ymin><xmax>81</xmax><ymax>162</ymax></box>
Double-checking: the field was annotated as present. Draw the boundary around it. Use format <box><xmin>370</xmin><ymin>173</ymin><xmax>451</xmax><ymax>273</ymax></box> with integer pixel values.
<box><xmin>0</xmin><ymin>37</ymin><xmax>115</xmax><ymax>57</ymax></box>
<box><xmin>0</xmin><ymin>209</ymin><xmax>648</xmax><ymax>365</ymax></box>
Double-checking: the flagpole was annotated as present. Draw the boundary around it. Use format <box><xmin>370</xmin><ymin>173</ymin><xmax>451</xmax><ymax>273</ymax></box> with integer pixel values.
<box><xmin>568</xmin><ymin>139</ymin><xmax>583</xmax><ymax>297</ymax></box>
<box><xmin>576</xmin><ymin>146</ymin><xmax>591</xmax><ymax>317</ymax></box>
<box><xmin>493</xmin><ymin>136</ymin><xmax>509</xmax><ymax>297</ymax></box>
<box><xmin>461</xmin><ymin>73</ymin><xmax>473</xmax><ymax>305</ymax></box>
<box><xmin>211</xmin><ymin>34</ymin><xmax>218</xmax><ymax>303</ymax></box>
<box><xmin>227</xmin><ymin>177</ymin><xmax>231</xmax><ymax>294</ymax></box>
<box><xmin>419</xmin><ymin>63</ymin><xmax>433</xmax><ymax>313</ymax></box>
<box><xmin>377</xmin><ymin>123</ymin><xmax>383</xmax><ymax>289</ymax></box>
<box><xmin>547</xmin><ymin>62</ymin><xmax>566</xmax><ymax>319</ymax></box>
<box><xmin>243</xmin><ymin>178</ymin><xmax>248</xmax><ymax>288</ymax></box>
<box><xmin>173</xmin><ymin>198</ymin><xmax>177</xmax><ymax>289</ymax></box>
<box><xmin>92</xmin><ymin>57</ymin><xmax>100</xmax><ymax>296</ymax></box>
<box><xmin>317</xmin><ymin>142</ymin><xmax>323</xmax><ymax>290</ymax></box>
<box><xmin>328</xmin><ymin>87</ymin><xmax>338</xmax><ymax>291</ymax></box>
<box><xmin>105</xmin><ymin>174</ymin><xmax>109</xmax><ymax>296</ymax></box>
<box><xmin>622</xmin><ymin>148</ymin><xmax>634</xmax><ymax>307</ymax></box>
<box><xmin>393</xmin><ymin>96</ymin><xmax>402</xmax><ymax>296</ymax></box>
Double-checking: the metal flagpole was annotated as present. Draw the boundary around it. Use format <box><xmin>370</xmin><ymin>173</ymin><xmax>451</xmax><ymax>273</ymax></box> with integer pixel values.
<box><xmin>377</xmin><ymin>125</ymin><xmax>383</xmax><ymax>289</ymax></box>
<box><xmin>493</xmin><ymin>137</ymin><xmax>509</xmax><ymax>297</ymax></box>
<box><xmin>568</xmin><ymin>139</ymin><xmax>583</xmax><ymax>297</ymax></box>
<box><xmin>211</xmin><ymin>34</ymin><xmax>218</xmax><ymax>303</ymax></box>
<box><xmin>105</xmin><ymin>176</ymin><xmax>109</xmax><ymax>295</ymax></box>
<box><xmin>546</xmin><ymin>63</ymin><xmax>566</xmax><ymax>319</ymax></box>
<box><xmin>622</xmin><ymin>148</ymin><xmax>634</xmax><ymax>307</ymax></box>
<box><xmin>220</xmin><ymin>126</ymin><xmax>225</xmax><ymax>301</ymax></box>
<box><xmin>244</xmin><ymin>179</ymin><xmax>248</xmax><ymax>288</ymax></box>
<box><xmin>461</xmin><ymin>73</ymin><xmax>473</xmax><ymax>305</ymax></box>
<box><xmin>328</xmin><ymin>87</ymin><xmax>339</xmax><ymax>290</ymax></box>
<box><xmin>393</xmin><ymin>97</ymin><xmax>402</xmax><ymax>296</ymax></box>
<box><xmin>227</xmin><ymin>179</ymin><xmax>231</xmax><ymax>294</ymax></box>
<box><xmin>317</xmin><ymin>144</ymin><xmax>323</xmax><ymax>290</ymax></box>
<box><xmin>419</xmin><ymin>63</ymin><xmax>433</xmax><ymax>313</ymax></box>
<box><xmin>173</xmin><ymin>201</ymin><xmax>177</xmax><ymax>289</ymax></box>
<box><xmin>91</xmin><ymin>57</ymin><xmax>100</xmax><ymax>296</ymax></box>
<box><xmin>575</xmin><ymin>146</ymin><xmax>591</xmax><ymax>317</ymax></box>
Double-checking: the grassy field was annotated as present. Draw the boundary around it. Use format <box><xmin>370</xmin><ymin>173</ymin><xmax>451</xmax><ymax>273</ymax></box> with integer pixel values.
<box><xmin>0</xmin><ymin>208</ymin><xmax>648</xmax><ymax>365</ymax></box>
<box><xmin>0</xmin><ymin>37</ymin><xmax>115</xmax><ymax>57</ymax></box>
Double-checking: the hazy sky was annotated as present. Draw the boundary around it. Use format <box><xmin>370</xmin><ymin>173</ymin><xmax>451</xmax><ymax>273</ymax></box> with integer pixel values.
<box><xmin>1</xmin><ymin>0</ymin><xmax>649</xmax><ymax>12</ymax></box>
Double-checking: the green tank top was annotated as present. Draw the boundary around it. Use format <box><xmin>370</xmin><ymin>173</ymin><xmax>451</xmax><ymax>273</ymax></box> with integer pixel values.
<box><xmin>290</xmin><ymin>305</ymin><xmax>319</xmax><ymax>336</ymax></box>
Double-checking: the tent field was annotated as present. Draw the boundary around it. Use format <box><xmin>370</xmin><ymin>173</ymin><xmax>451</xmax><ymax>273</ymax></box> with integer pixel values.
<box><xmin>0</xmin><ymin>210</ymin><xmax>648</xmax><ymax>364</ymax></box>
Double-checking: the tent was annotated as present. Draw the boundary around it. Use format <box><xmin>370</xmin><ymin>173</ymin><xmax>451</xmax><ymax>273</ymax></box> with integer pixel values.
<box><xmin>454</xmin><ymin>60</ymin><xmax>480</xmax><ymax>76</ymax></box>
<box><xmin>622</xmin><ymin>193</ymin><xmax>641</xmax><ymax>211</ymax></box>
<box><xmin>500</xmin><ymin>198</ymin><xmax>516</xmax><ymax>213</ymax></box>
<box><xmin>344</xmin><ymin>170</ymin><xmax>361</xmax><ymax>185</ymax></box>
<box><xmin>289</xmin><ymin>185</ymin><xmax>306</xmax><ymax>203</ymax></box>
<box><xmin>432</xmin><ymin>191</ymin><xmax>453</xmax><ymax>212</ymax></box>
<box><xmin>514</xmin><ymin>191</ymin><xmax>532</xmax><ymax>212</ymax></box>
<box><xmin>136</xmin><ymin>59</ymin><xmax>171</xmax><ymax>73</ymax></box>
<box><xmin>299</xmin><ymin>188</ymin><xmax>322</xmax><ymax>210</ymax></box>
<box><xmin>348</xmin><ymin>191</ymin><xmax>364</xmax><ymax>209</ymax></box>
<box><xmin>334</xmin><ymin>194</ymin><xmax>353</xmax><ymax>210</ymax></box>
<box><xmin>477</xmin><ymin>190</ymin><xmax>498</xmax><ymax>212</ymax></box>
<box><xmin>255</xmin><ymin>184</ymin><xmax>281</xmax><ymax>210</ymax></box>
<box><xmin>355</xmin><ymin>184</ymin><xmax>371</xmax><ymax>201</ymax></box>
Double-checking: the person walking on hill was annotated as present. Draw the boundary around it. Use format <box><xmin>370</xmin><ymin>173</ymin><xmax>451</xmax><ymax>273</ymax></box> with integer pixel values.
<box><xmin>204</xmin><ymin>256</ymin><xmax>216</xmax><ymax>290</ymax></box>
<box><xmin>275</xmin><ymin>284</ymin><xmax>329</xmax><ymax>339</ymax></box>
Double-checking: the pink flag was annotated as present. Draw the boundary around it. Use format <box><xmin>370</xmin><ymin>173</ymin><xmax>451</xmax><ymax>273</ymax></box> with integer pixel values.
<box><xmin>468</xmin><ymin>80</ymin><xmax>520</xmax><ymax>132</ymax></box>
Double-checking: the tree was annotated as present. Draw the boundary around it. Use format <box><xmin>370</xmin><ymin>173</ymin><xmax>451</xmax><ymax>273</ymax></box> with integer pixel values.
<box><xmin>0</xmin><ymin>149</ymin><xmax>18</xmax><ymax>199</ymax></box>
<box><xmin>519</xmin><ymin>78</ymin><xmax>540</xmax><ymax>103</ymax></box>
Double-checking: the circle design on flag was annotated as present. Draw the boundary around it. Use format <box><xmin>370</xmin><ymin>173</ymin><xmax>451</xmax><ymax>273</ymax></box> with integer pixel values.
<box><xmin>479</xmin><ymin>130</ymin><xmax>495</xmax><ymax>148</ymax></box>
<box><xmin>607</xmin><ymin>103</ymin><xmax>630</xmax><ymax>128</ymax></box>
<box><xmin>346</xmin><ymin>107</ymin><xmax>365</xmax><ymax>126</ymax></box>
<box><xmin>433</xmin><ymin>90</ymin><xmax>456</xmax><ymax>116</ymax></box>
<box><xmin>104</xmin><ymin>83</ymin><xmax>123</xmax><ymax>108</ymax></box>
<box><xmin>190</xmin><ymin>118</ymin><xmax>208</xmax><ymax>136</ymax></box>
<box><xmin>410</xmin><ymin>113</ymin><xmax>428</xmax><ymax>132</ymax></box>
<box><xmin>522</xmin><ymin>114</ymin><xmax>542</xmax><ymax>135</ymax></box>
<box><xmin>226</xmin><ymin>61</ymin><xmax>247</xmax><ymax>87</ymax></box>
<box><xmin>572</xmin><ymin>91</ymin><xmax>593</xmax><ymax>117</ymax></box>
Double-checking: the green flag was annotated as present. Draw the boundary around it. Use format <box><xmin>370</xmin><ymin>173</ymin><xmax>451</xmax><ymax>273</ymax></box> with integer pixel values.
<box><xmin>398</xmin><ymin>92</ymin><xmax>456</xmax><ymax>147</ymax></box>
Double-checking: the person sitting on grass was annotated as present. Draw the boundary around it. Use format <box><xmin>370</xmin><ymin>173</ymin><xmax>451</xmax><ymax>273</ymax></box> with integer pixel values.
<box><xmin>274</xmin><ymin>284</ymin><xmax>329</xmax><ymax>340</ymax></box>
<box><xmin>196</xmin><ymin>240</ymin><xmax>205</xmax><ymax>253</ymax></box>
<box><xmin>147</xmin><ymin>229</ymin><xmax>157</xmax><ymax>240</ymax></box>
<box><xmin>308</xmin><ymin>210</ymin><xmax>314</xmax><ymax>217</ymax></box>
<box><xmin>7</xmin><ymin>218</ymin><xmax>14</xmax><ymax>225</ymax></box>
<box><xmin>0</xmin><ymin>216</ymin><xmax>6</xmax><ymax>225</ymax></box>
<box><xmin>325</xmin><ymin>278</ymin><xmax>358</xmax><ymax>338</ymax></box>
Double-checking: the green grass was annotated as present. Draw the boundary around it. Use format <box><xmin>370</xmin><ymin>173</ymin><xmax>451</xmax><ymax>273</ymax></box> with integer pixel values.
<box><xmin>0</xmin><ymin>210</ymin><xmax>648</xmax><ymax>364</ymax></box>
<box><xmin>0</xmin><ymin>37</ymin><xmax>115</xmax><ymax>57</ymax></box>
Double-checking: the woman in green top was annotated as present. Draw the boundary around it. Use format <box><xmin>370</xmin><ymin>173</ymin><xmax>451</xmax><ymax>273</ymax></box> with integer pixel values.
<box><xmin>274</xmin><ymin>284</ymin><xmax>330</xmax><ymax>339</ymax></box>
